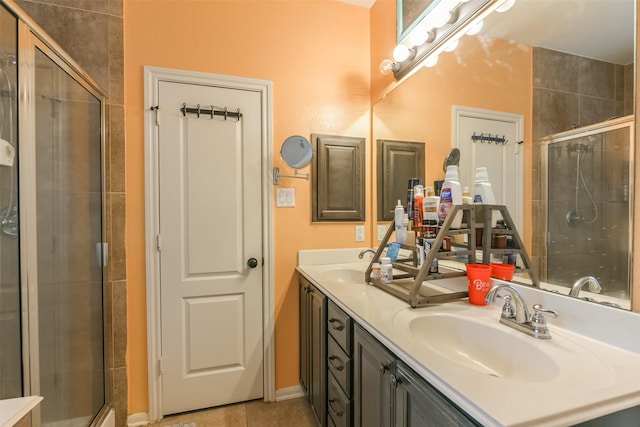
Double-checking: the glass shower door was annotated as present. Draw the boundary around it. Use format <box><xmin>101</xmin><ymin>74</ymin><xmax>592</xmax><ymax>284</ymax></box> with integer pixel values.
<box><xmin>33</xmin><ymin>45</ymin><xmax>105</xmax><ymax>426</ymax></box>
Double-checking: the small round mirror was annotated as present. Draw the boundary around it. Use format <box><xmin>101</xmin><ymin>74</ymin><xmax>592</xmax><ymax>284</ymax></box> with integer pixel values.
<box><xmin>443</xmin><ymin>148</ymin><xmax>461</xmax><ymax>172</ymax></box>
<box><xmin>281</xmin><ymin>135</ymin><xmax>312</xmax><ymax>169</ymax></box>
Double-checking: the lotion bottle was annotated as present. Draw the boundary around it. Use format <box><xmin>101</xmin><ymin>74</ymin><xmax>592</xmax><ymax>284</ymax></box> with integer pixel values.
<box><xmin>394</xmin><ymin>200</ymin><xmax>406</xmax><ymax>244</ymax></box>
<box><xmin>438</xmin><ymin>165</ymin><xmax>463</xmax><ymax>228</ymax></box>
<box><xmin>473</xmin><ymin>167</ymin><xmax>496</xmax><ymax>204</ymax></box>
<box><xmin>423</xmin><ymin>186</ymin><xmax>439</xmax><ymax>222</ymax></box>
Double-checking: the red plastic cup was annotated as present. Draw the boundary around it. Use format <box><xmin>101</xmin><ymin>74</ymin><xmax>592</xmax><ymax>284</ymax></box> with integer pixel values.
<box><xmin>466</xmin><ymin>264</ymin><xmax>492</xmax><ymax>305</ymax></box>
<box><xmin>490</xmin><ymin>262</ymin><xmax>516</xmax><ymax>281</ymax></box>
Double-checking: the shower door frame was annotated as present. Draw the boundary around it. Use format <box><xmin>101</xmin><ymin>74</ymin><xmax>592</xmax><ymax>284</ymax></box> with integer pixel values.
<box><xmin>540</xmin><ymin>115</ymin><xmax>635</xmax><ymax>296</ymax></box>
<box><xmin>15</xmin><ymin>9</ymin><xmax>110</xmax><ymax>427</ymax></box>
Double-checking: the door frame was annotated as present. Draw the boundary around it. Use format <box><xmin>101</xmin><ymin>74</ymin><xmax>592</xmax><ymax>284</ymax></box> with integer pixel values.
<box><xmin>452</xmin><ymin>105</ymin><xmax>525</xmax><ymax>233</ymax></box>
<box><xmin>143</xmin><ymin>66</ymin><xmax>275</xmax><ymax>421</ymax></box>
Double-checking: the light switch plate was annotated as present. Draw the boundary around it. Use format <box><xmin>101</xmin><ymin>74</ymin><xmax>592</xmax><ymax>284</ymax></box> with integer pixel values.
<box><xmin>355</xmin><ymin>225</ymin><xmax>365</xmax><ymax>242</ymax></box>
<box><xmin>276</xmin><ymin>188</ymin><xmax>295</xmax><ymax>207</ymax></box>
<box><xmin>377</xmin><ymin>225</ymin><xmax>387</xmax><ymax>241</ymax></box>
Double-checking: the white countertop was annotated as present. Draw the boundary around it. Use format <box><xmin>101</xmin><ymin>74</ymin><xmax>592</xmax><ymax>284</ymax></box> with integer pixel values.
<box><xmin>0</xmin><ymin>396</ymin><xmax>42</xmax><ymax>427</ymax></box>
<box><xmin>297</xmin><ymin>248</ymin><xmax>640</xmax><ymax>427</ymax></box>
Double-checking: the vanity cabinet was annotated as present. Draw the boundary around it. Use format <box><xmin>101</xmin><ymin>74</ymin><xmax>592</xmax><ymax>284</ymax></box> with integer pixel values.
<box><xmin>299</xmin><ymin>276</ymin><xmax>326</xmax><ymax>426</ymax></box>
<box><xmin>353</xmin><ymin>323</ymin><xmax>478</xmax><ymax>427</ymax></box>
<box><xmin>353</xmin><ymin>323</ymin><xmax>395</xmax><ymax>426</ymax></box>
<box><xmin>326</xmin><ymin>301</ymin><xmax>353</xmax><ymax>427</ymax></box>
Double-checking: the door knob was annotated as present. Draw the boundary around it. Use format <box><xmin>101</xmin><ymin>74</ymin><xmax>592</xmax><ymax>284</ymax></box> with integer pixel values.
<box><xmin>247</xmin><ymin>258</ymin><xmax>258</xmax><ymax>268</ymax></box>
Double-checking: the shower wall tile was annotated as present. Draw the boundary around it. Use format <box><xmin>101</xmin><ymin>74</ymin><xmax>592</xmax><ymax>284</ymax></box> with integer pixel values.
<box><xmin>624</xmin><ymin>63</ymin><xmax>634</xmax><ymax>115</ymax></box>
<box><xmin>579</xmin><ymin>95</ymin><xmax>615</xmax><ymax>126</ymax></box>
<box><xmin>112</xmin><ymin>280</ymin><xmax>127</xmax><ymax>368</ymax></box>
<box><xmin>579</xmin><ymin>57</ymin><xmax>615</xmax><ymax>100</ymax></box>
<box><xmin>532</xmin><ymin>89</ymin><xmax>541</xmax><ymax>142</ymax></box>
<box><xmin>109</xmin><ymin>105</ymin><xmax>125</xmax><ymax>193</ymax></box>
<box><xmin>538</xmin><ymin>89</ymin><xmax>579</xmax><ymax>137</ymax></box>
<box><xmin>534</xmin><ymin>48</ymin><xmax>579</xmax><ymax>93</ymax></box>
<box><xmin>614</xmin><ymin>64</ymin><xmax>625</xmax><ymax>102</ymax></box>
<box><xmin>108</xmin><ymin>15</ymin><xmax>124</xmax><ymax>105</ymax></box>
<box><xmin>109</xmin><ymin>0</ymin><xmax>123</xmax><ymax>17</ymax></box>
<box><xmin>615</xmin><ymin>101</ymin><xmax>626</xmax><ymax>118</ymax></box>
<box><xmin>108</xmin><ymin>193</ymin><xmax>126</xmax><ymax>282</ymax></box>
<box><xmin>16</xmin><ymin>2</ymin><xmax>110</xmax><ymax>92</ymax></box>
<box><xmin>112</xmin><ymin>366</ymin><xmax>128</xmax><ymax>427</ymax></box>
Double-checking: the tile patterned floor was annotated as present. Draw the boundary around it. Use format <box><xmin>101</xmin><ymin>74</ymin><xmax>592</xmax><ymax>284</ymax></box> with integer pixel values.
<box><xmin>148</xmin><ymin>397</ymin><xmax>316</xmax><ymax>427</ymax></box>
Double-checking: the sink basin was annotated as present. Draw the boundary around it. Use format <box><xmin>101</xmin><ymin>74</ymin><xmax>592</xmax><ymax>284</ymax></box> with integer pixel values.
<box><xmin>408</xmin><ymin>313</ymin><xmax>560</xmax><ymax>382</ymax></box>
<box><xmin>320</xmin><ymin>267</ymin><xmax>367</xmax><ymax>284</ymax></box>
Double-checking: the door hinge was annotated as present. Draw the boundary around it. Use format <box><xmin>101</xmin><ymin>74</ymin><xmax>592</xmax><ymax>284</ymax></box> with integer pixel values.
<box><xmin>151</xmin><ymin>105</ymin><xmax>160</xmax><ymax>125</ymax></box>
<box><xmin>96</xmin><ymin>242</ymin><xmax>109</xmax><ymax>267</ymax></box>
<box><xmin>156</xmin><ymin>234</ymin><xmax>162</xmax><ymax>251</ymax></box>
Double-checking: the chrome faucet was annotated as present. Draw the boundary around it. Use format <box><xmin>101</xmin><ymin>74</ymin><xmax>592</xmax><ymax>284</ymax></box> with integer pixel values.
<box><xmin>485</xmin><ymin>284</ymin><xmax>558</xmax><ymax>339</ymax></box>
<box><xmin>569</xmin><ymin>276</ymin><xmax>602</xmax><ymax>297</ymax></box>
<box><xmin>358</xmin><ymin>248</ymin><xmax>376</xmax><ymax>259</ymax></box>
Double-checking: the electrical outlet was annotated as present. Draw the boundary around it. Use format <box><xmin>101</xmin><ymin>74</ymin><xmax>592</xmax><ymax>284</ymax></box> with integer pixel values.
<box><xmin>355</xmin><ymin>225</ymin><xmax>365</xmax><ymax>242</ymax></box>
<box><xmin>377</xmin><ymin>225</ymin><xmax>387</xmax><ymax>241</ymax></box>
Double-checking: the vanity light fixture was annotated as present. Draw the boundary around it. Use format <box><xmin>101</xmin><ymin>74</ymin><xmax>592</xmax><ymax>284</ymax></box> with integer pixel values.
<box><xmin>393</xmin><ymin>44</ymin><xmax>414</xmax><ymax>62</ymax></box>
<box><xmin>424</xmin><ymin>55</ymin><xmax>439</xmax><ymax>68</ymax></box>
<box><xmin>388</xmin><ymin>0</ymin><xmax>516</xmax><ymax>82</ymax></box>
<box><xmin>379</xmin><ymin>58</ymin><xmax>398</xmax><ymax>75</ymax></box>
<box><xmin>443</xmin><ymin>37</ymin><xmax>460</xmax><ymax>52</ymax></box>
<box><xmin>466</xmin><ymin>19</ymin><xmax>484</xmax><ymax>36</ymax></box>
<box><xmin>496</xmin><ymin>0</ymin><xmax>516</xmax><ymax>12</ymax></box>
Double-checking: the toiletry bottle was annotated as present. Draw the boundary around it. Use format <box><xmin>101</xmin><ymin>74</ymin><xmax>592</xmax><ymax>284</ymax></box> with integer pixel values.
<box><xmin>423</xmin><ymin>186</ymin><xmax>439</xmax><ymax>222</ymax></box>
<box><xmin>401</xmin><ymin>214</ymin><xmax>409</xmax><ymax>245</ymax></box>
<box><xmin>371</xmin><ymin>262</ymin><xmax>381</xmax><ymax>282</ymax></box>
<box><xmin>406</xmin><ymin>178</ymin><xmax>422</xmax><ymax>220</ymax></box>
<box><xmin>423</xmin><ymin>222</ymin><xmax>438</xmax><ymax>274</ymax></box>
<box><xmin>462</xmin><ymin>187</ymin><xmax>472</xmax><ymax>204</ymax></box>
<box><xmin>380</xmin><ymin>257</ymin><xmax>393</xmax><ymax>284</ymax></box>
<box><xmin>473</xmin><ymin>167</ymin><xmax>496</xmax><ymax>204</ymax></box>
<box><xmin>413</xmin><ymin>184</ymin><xmax>424</xmax><ymax>231</ymax></box>
<box><xmin>394</xmin><ymin>199</ymin><xmax>405</xmax><ymax>243</ymax></box>
<box><xmin>438</xmin><ymin>165</ymin><xmax>463</xmax><ymax>228</ymax></box>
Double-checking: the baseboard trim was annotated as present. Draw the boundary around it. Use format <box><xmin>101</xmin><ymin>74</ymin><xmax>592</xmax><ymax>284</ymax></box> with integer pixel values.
<box><xmin>127</xmin><ymin>412</ymin><xmax>150</xmax><ymax>426</ymax></box>
<box><xmin>275</xmin><ymin>385</ymin><xmax>305</xmax><ymax>401</ymax></box>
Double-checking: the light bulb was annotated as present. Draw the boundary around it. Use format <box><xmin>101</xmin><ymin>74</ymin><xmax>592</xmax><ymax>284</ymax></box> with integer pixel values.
<box><xmin>466</xmin><ymin>20</ymin><xmax>484</xmax><ymax>36</ymax></box>
<box><xmin>496</xmin><ymin>0</ymin><xmax>516</xmax><ymax>12</ymax></box>
<box><xmin>379</xmin><ymin>59</ymin><xmax>396</xmax><ymax>75</ymax></box>
<box><xmin>393</xmin><ymin>44</ymin><xmax>412</xmax><ymax>62</ymax></box>
<box><xmin>431</xmin><ymin>8</ymin><xmax>451</xmax><ymax>28</ymax></box>
<box><xmin>410</xmin><ymin>26</ymin><xmax>434</xmax><ymax>47</ymax></box>
<box><xmin>443</xmin><ymin>38</ymin><xmax>459</xmax><ymax>52</ymax></box>
<box><xmin>424</xmin><ymin>55</ymin><xmax>439</xmax><ymax>68</ymax></box>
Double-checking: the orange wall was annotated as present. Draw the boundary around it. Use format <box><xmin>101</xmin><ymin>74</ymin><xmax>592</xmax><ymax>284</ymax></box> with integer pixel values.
<box><xmin>124</xmin><ymin>0</ymin><xmax>371</xmax><ymax>413</ymax></box>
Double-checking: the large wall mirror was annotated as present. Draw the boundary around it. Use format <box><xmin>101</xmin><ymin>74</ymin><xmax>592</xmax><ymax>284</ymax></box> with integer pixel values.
<box><xmin>372</xmin><ymin>0</ymin><xmax>636</xmax><ymax>310</ymax></box>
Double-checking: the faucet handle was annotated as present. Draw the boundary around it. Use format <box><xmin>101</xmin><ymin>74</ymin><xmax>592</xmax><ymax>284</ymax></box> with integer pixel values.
<box><xmin>531</xmin><ymin>304</ymin><xmax>558</xmax><ymax>339</ymax></box>
<box><xmin>500</xmin><ymin>295</ymin><xmax>516</xmax><ymax>319</ymax></box>
<box><xmin>532</xmin><ymin>304</ymin><xmax>558</xmax><ymax>319</ymax></box>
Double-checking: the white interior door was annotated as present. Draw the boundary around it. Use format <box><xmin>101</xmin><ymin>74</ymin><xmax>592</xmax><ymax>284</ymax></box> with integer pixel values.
<box><xmin>453</xmin><ymin>106</ymin><xmax>524</xmax><ymax>232</ymax></box>
<box><xmin>157</xmin><ymin>80</ymin><xmax>263</xmax><ymax>415</ymax></box>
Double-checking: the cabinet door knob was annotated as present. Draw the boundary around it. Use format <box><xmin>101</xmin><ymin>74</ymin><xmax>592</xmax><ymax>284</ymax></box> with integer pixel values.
<box><xmin>391</xmin><ymin>374</ymin><xmax>400</xmax><ymax>388</ymax></box>
<box><xmin>328</xmin><ymin>318</ymin><xmax>344</xmax><ymax>331</ymax></box>
<box><xmin>379</xmin><ymin>362</ymin><xmax>388</xmax><ymax>374</ymax></box>
<box><xmin>328</xmin><ymin>355</ymin><xmax>344</xmax><ymax>372</ymax></box>
<box><xmin>328</xmin><ymin>398</ymin><xmax>343</xmax><ymax>417</ymax></box>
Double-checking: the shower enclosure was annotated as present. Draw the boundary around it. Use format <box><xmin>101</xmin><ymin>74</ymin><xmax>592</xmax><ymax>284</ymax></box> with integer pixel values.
<box><xmin>0</xmin><ymin>1</ymin><xmax>109</xmax><ymax>426</ymax></box>
<box><xmin>542</xmin><ymin>116</ymin><xmax>634</xmax><ymax>300</ymax></box>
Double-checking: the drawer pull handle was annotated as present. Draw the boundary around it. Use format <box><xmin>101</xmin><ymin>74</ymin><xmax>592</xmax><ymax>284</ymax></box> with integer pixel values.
<box><xmin>328</xmin><ymin>398</ymin><xmax>343</xmax><ymax>417</ymax></box>
<box><xmin>328</xmin><ymin>355</ymin><xmax>344</xmax><ymax>371</ymax></box>
<box><xmin>328</xmin><ymin>318</ymin><xmax>344</xmax><ymax>331</ymax></box>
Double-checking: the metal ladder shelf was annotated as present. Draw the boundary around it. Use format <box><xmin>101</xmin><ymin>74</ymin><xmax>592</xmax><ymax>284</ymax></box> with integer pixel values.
<box><xmin>365</xmin><ymin>204</ymin><xmax>539</xmax><ymax>308</ymax></box>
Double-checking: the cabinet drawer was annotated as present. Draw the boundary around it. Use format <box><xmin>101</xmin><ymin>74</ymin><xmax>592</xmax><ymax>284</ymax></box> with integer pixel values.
<box><xmin>327</xmin><ymin>335</ymin><xmax>351</xmax><ymax>396</ymax></box>
<box><xmin>327</xmin><ymin>372</ymin><xmax>352</xmax><ymax>427</ymax></box>
<box><xmin>327</xmin><ymin>301</ymin><xmax>352</xmax><ymax>355</ymax></box>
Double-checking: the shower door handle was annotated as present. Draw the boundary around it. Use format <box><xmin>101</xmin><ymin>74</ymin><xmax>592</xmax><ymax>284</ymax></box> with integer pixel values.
<box><xmin>96</xmin><ymin>242</ymin><xmax>109</xmax><ymax>267</ymax></box>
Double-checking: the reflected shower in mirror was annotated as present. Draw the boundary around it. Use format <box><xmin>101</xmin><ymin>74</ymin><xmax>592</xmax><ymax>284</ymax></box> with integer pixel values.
<box><xmin>372</xmin><ymin>0</ymin><xmax>635</xmax><ymax>309</ymax></box>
